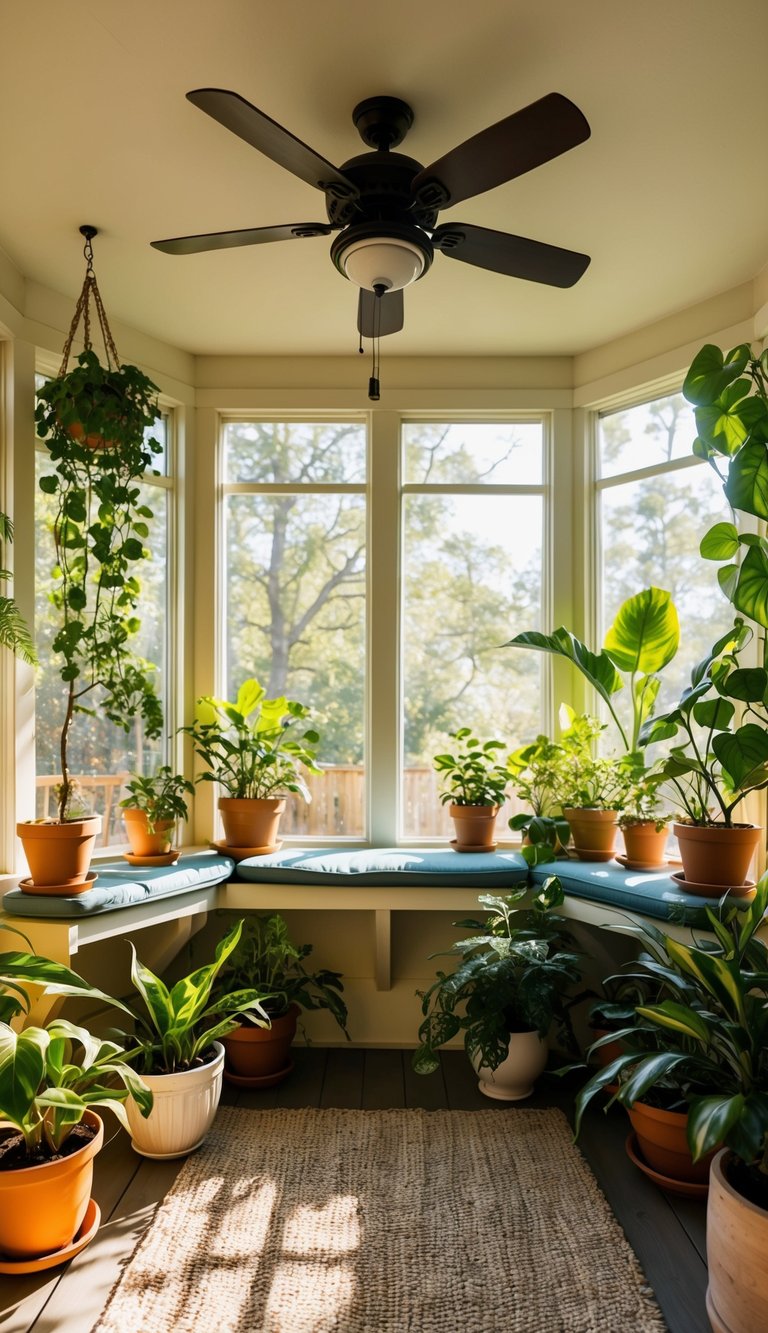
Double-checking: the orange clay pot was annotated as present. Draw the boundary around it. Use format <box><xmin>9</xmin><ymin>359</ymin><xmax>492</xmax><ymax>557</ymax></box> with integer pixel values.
<box><xmin>16</xmin><ymin>816</ymin><xmax>101</xmax><ymax>890</ymax></box>
<box><xmin>223</xmin><ymin>1005</ymin><xmax>299</xmax><ymax>1083</ymax></box>
<box><xmin>449</xmin><ymin>803</ymin><xmax>499</xmax><ymax>852</ymax></box>
<box><xmin>673</xmin><ymin>822</ymin><xmax>761</xmax><ymax>890</ymax></box>
<box><xmin>218</xmin><ymin>797</ymin><xmax>286</xmax><ymax>850</ymax></box>
<box><xmin>562</xmin><ymin>807</ymin><xmax>618</xmax><ymax>861</ymax></box>
<box><xmin>627</xmin><ymin>1101</ymin><xmax>716</xmax><ymax>1185</ymax></box>
<box><xmin>0</xmin><ymin>1110</ymin><xmax>103</xmax><ymax>1259</ymax></box>
<box><xmin>706</xmin><ymin>1149</ymin><xmax>768</xmax><ymax>1333</ymax></box>
<box><xmin>620</xmin><ymin>820</ymin><xmax>669</xmax><ymax>868</ymax></box>
<box><xmin>122</xmin><ymin>808</ymin><xmax>175</xmax><ymax>857</ymax></box>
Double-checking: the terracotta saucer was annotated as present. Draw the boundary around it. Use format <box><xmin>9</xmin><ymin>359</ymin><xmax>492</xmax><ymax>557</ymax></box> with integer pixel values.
<box><xmin>123</xmin><ymin>851</ymin><xmax>180</xmax><ymax>867</ymax></box>
<box><xmin>568</xmin><ymin>848</ymin><xmax>616</xmax><ymax>863</ymax></box>
<box><xmin>672</xmin><ymin>870</ymin><xmax>756</xmax><ymax>899</ymax></box>
<box><xmin>625</xmin><ymin>1133</ymin><xmax>709</xmax><ymax>1199</ymax></box>
<box><xmin>223</xmin><ymin>1060</ymin><xmax>294</xmax><ymax>1089</ymax></box>
<box><xmin>210</xmin><ymin>840</ymin><xmax>282</xmax><ymax>863</ymax></box>
<box><xmin>19</xmin><ymin>870</ymin><xmax>98</xmax><ymax>896</ymax></box>
<box><xmin>449</xmin><ymin>840</ymin><xmax>497</xmax><ymax>854</ymax></box>
<box><xmin>615</xmin><ymin>854</ymin><xmax>671</xmax><ymax>873</ymax></box>
<box><xmin>0</xmin><ymin>1198</ymin><xmax>101</xmax><ymax>1274</ymax></box>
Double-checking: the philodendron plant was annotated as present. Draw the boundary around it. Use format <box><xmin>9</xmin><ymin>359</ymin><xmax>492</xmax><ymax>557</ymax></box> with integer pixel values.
<box><xmin>683</xmin><ymin>342</ymin><xmax>768</xmax><ymax>633</ymax></box>
<box><xmin>641</xmin><ymin>618</ymin><xmax>768</xmax><ymax>825</ymax></box>
<box><xmin>434</xmin><ymin>729</ymin><xmax>509</xmax><ymax>807</ymax></box>
<box><xmin>504</xmin><ymin>586</ymin><xmax>680</xmax><ymax>757</ymax></box>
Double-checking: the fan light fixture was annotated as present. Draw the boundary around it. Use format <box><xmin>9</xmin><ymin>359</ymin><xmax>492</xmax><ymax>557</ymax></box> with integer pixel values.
<box><xmin>338</xmin><ymin>235</ymin><xmax>426</xmax><ymax>292</ymax></box>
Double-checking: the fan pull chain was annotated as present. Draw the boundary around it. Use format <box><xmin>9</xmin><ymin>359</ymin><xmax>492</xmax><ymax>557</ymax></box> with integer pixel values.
<box><xmin>59</xmin><ymin>225</ymin><xmax>122</xmax><ymax>377</ymax></box>
<box><xmin>368</xmin><ymin>284</ymin><xmax>384</xmax><ymax>401</ymax></box>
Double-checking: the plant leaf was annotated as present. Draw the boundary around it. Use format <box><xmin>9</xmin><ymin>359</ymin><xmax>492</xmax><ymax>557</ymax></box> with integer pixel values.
<box><xmin>603</xmin><ymin>586</ymin><xmax>679</xmax><ymax>675</ymax></box>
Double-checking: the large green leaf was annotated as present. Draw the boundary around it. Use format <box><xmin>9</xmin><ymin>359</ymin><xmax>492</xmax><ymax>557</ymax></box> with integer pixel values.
<box><xmin>0</xmin><ymin>1027</ymin><xmax>48</xmax><ymax>1128</ymax></box>
<box><xmin>732</xmin><ymin>545</ymin><xmax>768</xmax><ymax>629</ymax></box>
<box><xmin>694</xmin><ymin>382</ymin><xmax>752</xmax><ymax>456</ymax></box>
<box><xmin>724</xmin><ymin>438</ymin><xmax>768</xmax><ymax>520</ymax></box>
<box><xmin>687</xmin><ymin>1094</ymin><xmax>744</xmax><ymax>1160</ymax></box>
<box><xmin>603</xmin><ymin>586</ymin><xmax>679</xmax><ymax>675</ymax></box>
<box><xmin>683</xmin><ymin>343</ymin><xmax>750</xmax><ymax>406</ymax></box>
<box><xmin>664</xmin><ymin>940</ymin><xmax>745</xmax><ymax>1022</ymax></box>
<box><xmin>700</xmin><ymin>522</ymin><xmax>739</xmax><ymax>561</ymax></box>
<box><xmin>692</xmin><ymin>697</ymin><xmax>734</xmax><ymax>730</ymax></box>
<box><xmin>712</xmin><ymin>723</ymin><xmax>768</xmax><ymax>791</ymax></box>
<box><xmin>635</xmin><ymin>1000</ymin><xmax>711</xmax><ymax>1045</ymax></box>
<box><xmin>504</xmin><ymin>628</ymin><xmax>623</xmax><ymax>700</ymax></box>
<box><xmin>721</xmin><ymin>667</ymin><xmax>768</xmax><ymax>703</ymax></box>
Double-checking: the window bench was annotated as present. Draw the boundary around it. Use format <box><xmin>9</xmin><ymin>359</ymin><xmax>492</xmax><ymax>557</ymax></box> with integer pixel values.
<box><xmin>2</xmin><ymin>846</ymin><xmax>758</xmax><ymax>1031</ymax></box>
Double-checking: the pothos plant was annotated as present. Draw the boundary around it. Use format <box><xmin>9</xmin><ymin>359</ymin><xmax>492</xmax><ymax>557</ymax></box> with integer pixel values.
<box><xmin>35</xmin><ymin>350</ymin><xmax>164</xmax><ymax>822</ymax></box>
<box><xmin>433</xmin><ymin>729</ymin><xmax>509</xmax><ymax>807</ymax></box>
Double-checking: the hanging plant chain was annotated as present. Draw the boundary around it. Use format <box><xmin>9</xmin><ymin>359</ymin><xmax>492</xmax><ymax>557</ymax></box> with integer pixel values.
<box><xmin>58</xmin><ymin>229</ymin><xmax>121</xmax><ymax>376</ymax></box>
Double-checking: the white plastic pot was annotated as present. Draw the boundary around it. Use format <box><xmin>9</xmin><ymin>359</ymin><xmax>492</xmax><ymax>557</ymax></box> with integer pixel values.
<box><xmin>125</xmin><ymin>1042</ymin><xmax>224</xmax><ymax>1159</ymax></box>
<box><xmin>473</xmin><ymin>1030</ymin><xmax>548</xmax><ymax>1101</ymax></box>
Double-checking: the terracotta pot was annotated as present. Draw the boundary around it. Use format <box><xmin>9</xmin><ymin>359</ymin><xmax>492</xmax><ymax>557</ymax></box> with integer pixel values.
<box><xmin>449</xmin><ymin>803</ymin><xmax>499</xmax><ymax>852</ymax></box>
<box><xmin>472</xmin><ymin>1029</ymin><xmax>548</xmax><ymax>1100</ymax></box>
<box><xmin>620</xmin><ymin>821</ymin><xmax>669</xmax><ymax>868</ymax></box>
<box><xmin>125</xmin><ymin>1042</ymin><xmax>224</xmax><ymax>1160</ymax></box>
<box><xmin>0</xmin><ymin>1110</ymin><xmax>103</xmax><ymax>1260</ymax></box>
<box><xmin>562</xmin><ymin>807</ymin><xmax>618</xmax><ymax>861</ymax></box>
<box><xmin>122</xmin><ymin>808</ymin><xmax>175</xmax><ymax>856</ymax></box>
<box><xmin>673</xmin><ymin>821</ymin><xmax>761</xmax><ymax>890</ymax></box>
<box><xmin>16</xmin><ymin>815</ymin><xmax>102</xmax><ymax>889</ymax></box>
<box><xmin>707</xmin><ymin>1149</ymin><xmax>768</xmax><ymax>1333</ymax></box>
<box><xmin>218</xmin><ymin>796</ymin><xmax>286</xmax><ymax>850</ymax></box>
<box><xmin>627</xmin><ymin>1101</ymin><xmax>716</xmax><ymax>1185</ymax></box>
<box><xmin>223</xmin><ymin>1005</ymin><xmax>299</xmax><ymax>1083</ymax></box>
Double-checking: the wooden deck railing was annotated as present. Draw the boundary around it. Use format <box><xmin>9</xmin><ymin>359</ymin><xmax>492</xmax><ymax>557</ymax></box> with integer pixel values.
<box><xmin>36</xmin><ymin>767</ymin><xmax>522</xmax><ymax>844</ymax></box>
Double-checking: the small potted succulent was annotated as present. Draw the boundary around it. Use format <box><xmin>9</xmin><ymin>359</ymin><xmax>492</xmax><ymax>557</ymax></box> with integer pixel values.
<box><xmin>214</xmin><ymin>912</ymin><xmax>349</xmax><ymax>1086</ymax></box>
<box><xmin>412</xmin><ymin>877</ymin><xmax>584</xmax><ymax>1099</ymax></box>
<box><xmin>433</xmin><ymin>728</ymin><xmax>509</xmax><ymax>851</ymax></box>
<box><xmin>181</xmin><ymin>677</ymin><xmax>321</xmax><ymax>855</ymax></box>
<box><xmin>119</xmin><ymin>765</ymin><xmax>196</xmax><ymax>863</ymax></box>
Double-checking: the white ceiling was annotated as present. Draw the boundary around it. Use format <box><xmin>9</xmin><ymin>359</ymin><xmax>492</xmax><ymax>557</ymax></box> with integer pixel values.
<box><xmin>2</xmin><ymin>0</ymin><xmax>768</xmax><ymax>360</ymax></box>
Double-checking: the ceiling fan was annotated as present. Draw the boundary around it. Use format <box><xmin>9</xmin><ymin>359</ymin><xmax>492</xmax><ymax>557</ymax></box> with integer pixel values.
<box><xmin>152</xmin><ymin>89</ymin><xmax>591</xmax><ymax>341</ymax></box>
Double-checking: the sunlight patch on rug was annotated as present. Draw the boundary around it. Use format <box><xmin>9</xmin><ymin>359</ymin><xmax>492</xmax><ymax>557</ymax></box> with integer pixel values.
<box><xmin>92</xmin><ymin>1106</ymin><xmax>667</xmax><ymax>1333</ymax></box>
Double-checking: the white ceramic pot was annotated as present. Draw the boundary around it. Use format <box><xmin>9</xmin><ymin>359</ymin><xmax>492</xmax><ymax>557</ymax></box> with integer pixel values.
<box><xmin>125</xmin><ymin>1042</ymin><xmax>224</xmax><ymax>1159</ymax></box>
<box><xmin>473</xmin><ymin>1029</ymin><xmax>548</xmax><ymax>1101</ymax></box>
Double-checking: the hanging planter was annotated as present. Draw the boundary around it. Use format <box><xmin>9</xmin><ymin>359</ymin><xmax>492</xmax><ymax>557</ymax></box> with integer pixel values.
<box><xmin>19</xmin><ymin>226</ymin><xmax>164</xmax><ymax>886</ymax></box>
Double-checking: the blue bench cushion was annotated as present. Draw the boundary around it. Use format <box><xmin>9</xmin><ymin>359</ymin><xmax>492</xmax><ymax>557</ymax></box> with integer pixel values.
<box><xmin>2</xmin><ymin>852</ymin><xmax>234</xmax><ymax>918</ymax></box>
<box><xmin>528</xmin><ymin>858</ymin><xmax>742</xmax><ymax>923</ymax></box>
<box><xmin>236</xmin><ymin>847</ymin><xmax>529</xmax><ymax>887</ymax></box>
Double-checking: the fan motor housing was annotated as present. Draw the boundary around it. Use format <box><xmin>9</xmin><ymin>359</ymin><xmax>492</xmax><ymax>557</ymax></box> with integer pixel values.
<box><xmin>325</xmin><ymin>152</ymin><xmax>438</xmax><ymax>231</ymax></box>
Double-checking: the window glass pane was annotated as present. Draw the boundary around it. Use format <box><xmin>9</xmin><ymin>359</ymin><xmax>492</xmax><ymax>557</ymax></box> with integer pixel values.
<box><xmin>601</xmin><ymin>464</ymin><xmax>734</xmax><ymax>714</ymax></box>
<box><xmin>402</xmin><ymin>493</ymin><xmax>543</xmax><ymax>837</ymax></box>
<box><xmin>224</xmin><ymin>421</ymin><xmax>366</xmax><ymax>484</ymax></box>
<box><xmin>148</xmin><ymin>413</ymin><xmax>169</xmax><ymax>475</ymax></box>
<box><xmin>403</xmin><ymin>422</ymin><xmax>542</xmax><ymax>485</ymax></box>
<box><xmin>224</xmin><ymin>489</ymin><xmax>366</xmax><ymax>838</ymax></box>
<box><xmin>598</xmin><ymin>393</ymin><xmax>696</xmax><ymax>479</ymax></box>
<box><xmin>34</xmin><ymin>443</ymin><xmax>170</xmax><ymax>849</ymax></box>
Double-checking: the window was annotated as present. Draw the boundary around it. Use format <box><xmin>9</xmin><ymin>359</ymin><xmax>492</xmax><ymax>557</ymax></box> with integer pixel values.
<box><xmin>34</xmin><ymin>386</ymin><xmax>174</xmax><ymax>847</ymax></box>
<box><xmin>597</xmin><ymin>390</ymin><xmax>735</xmax><ymax>713</ymax></box>
<box><xmin>222</xmin><ymin>420</ymin><xmax>367</xmax><ymax>838</ymax></box>
<box><xmin>400</xmin><ymin>421</ymin><xmax>546</xmax><ymax>838</ymax></box>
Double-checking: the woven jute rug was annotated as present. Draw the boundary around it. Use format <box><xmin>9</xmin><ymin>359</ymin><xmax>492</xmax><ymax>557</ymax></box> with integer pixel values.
<box><xmin>93</xmin><ymin>1106</ymin><xmax>667</xmax><ymax>1333</ymax></box>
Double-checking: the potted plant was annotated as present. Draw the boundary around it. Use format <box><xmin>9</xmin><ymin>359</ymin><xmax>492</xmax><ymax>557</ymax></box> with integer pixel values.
<box><xmin>119</xmin><ymin>765</ymin><xmax>195</xmax><ymax>863</ymax></box>
<box><xmin>16</xmin><ymin>918</ymin><xmax>271</xmax><ymax>1159</ymax></box>
<box><xmin>616</xmin><ymin>766</ymin><xmax>670</xmax><ymax>869</ymax></box>
<box><xmin>433</xmin><ymin>728</ymin><xmax>510</xmax><ymax>851</ymax></box>
<box><xmin>19</xmin><ymin>349</ymin><xmax>164</xmax><ymax>891</ymax></box>
<box><xmin>506</xmin><ymin>731</ymin><xmax>571</xmax><ymax>865</ymax></box>
<box><xmin>213</xmin><ymin>912</ymin><xmax>349</xmax><ymax>1086</ymax></box>
<box><xmin>641</xmin><ymin>619</ymin><xmax>766</xmax><ymax>891</ymax></box>
<box><xmin>0</xmin><ymin>943</ymin><xmax>152</xmax><ymax>1263</ymax></box>
<box><xmin>0</xmin><ymin>510</ymin><xmax>36</xmax><ymax>665</ymax></box>
<box><xmin>556</xmin><ymin>712</ymin><xmax>634</xmax><ymax>860</ymax></box>
<box><xmin>181</xmin><ymin>677</ymin><xmax>321</xmax><ymax>854</ymax></box>
<box><xmin>412</xmin><ymin>876</ymin><xmax>584</xmax><ymax>1099</ymax></box>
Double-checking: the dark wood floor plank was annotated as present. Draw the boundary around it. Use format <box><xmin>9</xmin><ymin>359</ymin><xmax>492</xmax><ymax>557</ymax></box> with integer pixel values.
<box><xmin>320</xmin><ymin>1046</ymin><xmax>364</xmax><ymax>1108</ymax></box>
<box><xmin>274</xmin><ymin>1045</ymin><xmax>327</xmax><ymax>1107</ymax></box>
<box><xmin>361</xmin><ymin>1048</ymin><xmax>405</xmax><ymax>1108</ymax></box>
<box><xmin>578</xmin><ymin>1102</ymin><xmax>708</xmax><ymax>1333</ymax></box>
<box><xmin>441</xmin><ymin>1049</ymin><xmax>489</xmax><ymax>1110</ymax></box>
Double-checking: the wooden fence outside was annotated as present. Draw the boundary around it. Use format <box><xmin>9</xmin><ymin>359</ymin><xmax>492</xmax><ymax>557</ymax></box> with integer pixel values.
<box><xmin>37</xmin><ymin>767</ymin><xmax>523</xmax><ymax>844</ymax></box>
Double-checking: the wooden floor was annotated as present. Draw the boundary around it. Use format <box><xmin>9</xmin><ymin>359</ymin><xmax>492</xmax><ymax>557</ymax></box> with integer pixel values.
<box><xmin>1</xmin><ymin>1048</ymin><xmax>709</xmax><ymax>1333</ymax></box>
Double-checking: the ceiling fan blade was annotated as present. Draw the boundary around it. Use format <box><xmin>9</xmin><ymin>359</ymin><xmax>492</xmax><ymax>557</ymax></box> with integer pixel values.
<box><xmin>412</xmin><ymin>93</ymin><xmax>590</xmax><ymax>209</ymax></box>
<box><xmin>357</xmin><ymin>288</ymin><xmax>405</xmax><ymax>338</ymax></box>
<box><xmin>432</xmin><ymin>222</ymin><xmax>590</xmax><ymax>288</ymax></box>
<box><xmin>151</xmin><ymin>222</ymin><xmax>333</xmax><ymax>256</ymax></box>
<box><xmin>187</xmin><ymin>88</ymin><xmax>358</xmax><ymax>198</ymax></box>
